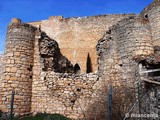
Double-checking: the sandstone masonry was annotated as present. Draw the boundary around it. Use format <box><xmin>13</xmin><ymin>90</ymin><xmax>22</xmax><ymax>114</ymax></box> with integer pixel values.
<box><xmin>28</xmin><ymin>14</ymin><xmax>136</xmax><ymax>73</ymax></box>
<box><xmin>0</xmin><ymin>1</ymin><xmax>160</xmax><ymax>119</ymax></box>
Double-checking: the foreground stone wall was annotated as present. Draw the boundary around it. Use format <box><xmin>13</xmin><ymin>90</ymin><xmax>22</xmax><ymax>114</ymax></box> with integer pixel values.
<box><xmin>28</xmin><ymin>14</ymin><xmax>136</xmax><ymax>73</ymax></box>
<box><xmin>32</xmin><ymin>72</ymin><xmax>102</xmax><ymax>119</ymax></box>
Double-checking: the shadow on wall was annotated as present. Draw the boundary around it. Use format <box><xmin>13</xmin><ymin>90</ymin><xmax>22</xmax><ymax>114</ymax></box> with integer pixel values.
<box><xmin>39</xmin><ymin>32</ymin><xmax>75</xmax><ymax>73</ymax></box>
<box><xmin>86</xmin><ymin>53</ymin><xmax>93</xmax><ymax>73</ymax></box>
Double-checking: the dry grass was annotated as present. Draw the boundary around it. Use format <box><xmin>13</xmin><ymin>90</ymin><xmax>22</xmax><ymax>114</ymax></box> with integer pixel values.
<box><xmin>85</xmin><ymin>86</ymin><xmax>135</xmax><ymax>120</ymax></box>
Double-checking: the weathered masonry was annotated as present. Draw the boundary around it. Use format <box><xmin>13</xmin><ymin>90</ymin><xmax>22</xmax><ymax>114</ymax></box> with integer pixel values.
<box><xmin>0</xmin><ymin>1</ymin><xmax>160</xmax><ymax>119</ymax></box>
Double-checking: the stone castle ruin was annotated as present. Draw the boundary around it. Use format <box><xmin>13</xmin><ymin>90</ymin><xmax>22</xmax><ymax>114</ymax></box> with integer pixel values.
<box><xmin>0</xmin><ymin>1</ymin><xmax>160</xmax><ymax>119</ymax></box>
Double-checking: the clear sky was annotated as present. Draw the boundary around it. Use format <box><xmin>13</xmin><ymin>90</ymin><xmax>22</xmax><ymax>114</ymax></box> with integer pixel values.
<box><xmin>0</xmin><ymin>0</ymin><xmax>153</xmax><ymax>53</ymax></box>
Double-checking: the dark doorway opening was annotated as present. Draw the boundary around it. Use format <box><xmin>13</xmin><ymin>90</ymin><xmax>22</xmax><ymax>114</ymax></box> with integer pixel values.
<box><xmin>74</xmin><ymin>63</ymin><xmax>81</xmax><ymax>75</ymax></box>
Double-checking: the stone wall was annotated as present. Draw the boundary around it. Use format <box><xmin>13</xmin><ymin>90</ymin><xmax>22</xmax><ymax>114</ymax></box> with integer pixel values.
<box><xmin>0</xmin><ymin>54</ymin><xmax>4</xmax><ymax>96</ymax></box>
<box><xmin>97</xmin><ymin>1</ymin><xmax>160</xmax><ymax>118</ymax></box>
<box><xmin>0</xmin><ymin>18</ymin><xmax>36</xmax><ymax>115</ymax></box>
<box><xmin>97</xmin><ymin>15</ymin><xmax>153</xmax><ymax>87</ymax></box>
<box><xmin>28</xmin><ymin>14</ymin><xmax>136</xmax><ymax>73</ymax></box>
<box><xmin>0</xmin><ymin>54</ymin><xmax>4</xmax><ymax>89</ymax></box>
<box><xmin>0</xmin><ymin>54</ymin><xmax>4</xmax><ymax>112</ymax></box>
<box><xmin>31</xmin><ymin>72</ymin><xmax>102</xmax><ymax>119</ymax></box>
<box><xmin>0</xmin><ymin>1</ymin><xmax>159</xmax><ymax>119</ymax></box>
<box><xmin>141</xmin><ymin>0</ymin><xmax>160</xmax><ymax>46</ymax></box>
<box><xmin>31</xmin><ymin>31</ymin><xmax>105</xmax><ymax>119</ymax></box>
<box><xmin>32</xmin><ymin>15</ymin><xmax>153</xmax><ymax>118</ymax></box>
<box><xmin>140</xmin><ymin>2</ymin><xmax>160</xmax><ymax>116</ymax></box>
<box><xmin>0</xmin><ymin>54</ymin><xmax>3</xmax><ymax>80</ymax></box>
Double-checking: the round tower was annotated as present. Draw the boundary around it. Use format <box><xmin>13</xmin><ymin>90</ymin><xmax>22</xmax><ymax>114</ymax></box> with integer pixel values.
<box><xmin>1</xmin><ymin>18</ymin><xmax>36</xmax><ymax>115</ymax></box>
<box><xmin>115</xmin><ymin>16</ymin><xmax>154</xmax><ymax>57</ymax></box>
<box><xmin>141</xmin><ymin>1</ymin><xmax>160</xmax><ymax>46</ymax></box>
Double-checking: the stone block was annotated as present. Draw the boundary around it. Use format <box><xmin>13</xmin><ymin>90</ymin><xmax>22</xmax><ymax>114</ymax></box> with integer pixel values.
<box><xmin>10</xmin><ymin>67</ymin><xmax>17</xmax><ymax>73</ymax></box>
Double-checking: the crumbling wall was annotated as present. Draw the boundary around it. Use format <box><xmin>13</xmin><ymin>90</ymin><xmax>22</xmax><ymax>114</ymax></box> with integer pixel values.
<box><xmin>39</xmin><ymin>32</ymin><xmax>74</xmax><ymax>73</ymax></box>
<box><xmin>28</xmin><ymin>14</ymin><xmax>136</xmax><ymax>73</ymax></box>
<box><xmin>32</xmin><ymin>14</ymin><xmax>155</xmax><ymax>117</ymax></box>
<box><xmin>31</xmin><ymin>30</ymin><xmax>105</xmax><ymax>119</ymax></box>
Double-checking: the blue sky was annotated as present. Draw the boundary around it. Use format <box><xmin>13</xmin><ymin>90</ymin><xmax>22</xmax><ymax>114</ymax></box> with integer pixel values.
<box><xmin>0</xmin><ymin>0</ymin><xmax>153</xmax><ymax>53</ymax></box>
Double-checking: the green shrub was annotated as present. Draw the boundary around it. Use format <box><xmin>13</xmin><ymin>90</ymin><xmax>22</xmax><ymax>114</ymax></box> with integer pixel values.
<box><xmin>14</xmin><ymin>113</ymin><xmax>71</xmax><ymax>120</ymax></box>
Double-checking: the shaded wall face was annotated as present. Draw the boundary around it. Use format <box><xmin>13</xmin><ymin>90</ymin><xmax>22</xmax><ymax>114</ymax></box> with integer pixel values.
<box><xmin>29</xmin><ymin>14</ymin><xmax>135</xmax><ymax>73</ymax></box>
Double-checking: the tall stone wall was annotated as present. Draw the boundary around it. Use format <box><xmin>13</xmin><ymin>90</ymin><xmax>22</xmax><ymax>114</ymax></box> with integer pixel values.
<box><xmin>0</xmin><ymin>18</ymin><xmax>36</xmax><ymax>115</ymax></box>
<box><xmin>28</xmin><ymin>14</ymin><xmax>136</xmax><ymax>73</ymax></box>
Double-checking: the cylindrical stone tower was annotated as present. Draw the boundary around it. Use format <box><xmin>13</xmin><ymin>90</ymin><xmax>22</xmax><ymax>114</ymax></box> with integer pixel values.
<box><xmin>115</xmin><ymin>16</ymin><xmax>154</xmax><ymax>57</ymax></box>
<box><xmin>1</xmin><ymin>18</ymin><xmax>36</xmax><ymax>115</ymax></box>
<box><xmin>141</xmin><ymin>1</ymin><xmax>160</xmax><ymax>46</ymax></box>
